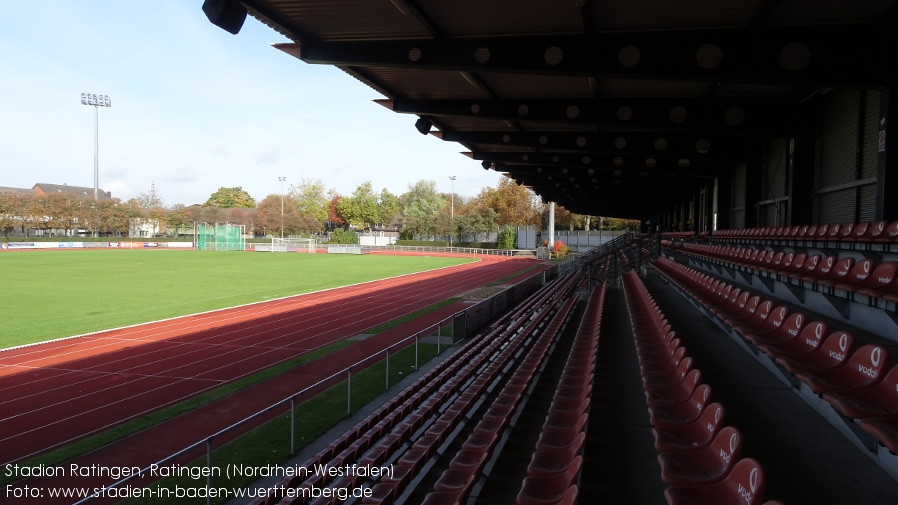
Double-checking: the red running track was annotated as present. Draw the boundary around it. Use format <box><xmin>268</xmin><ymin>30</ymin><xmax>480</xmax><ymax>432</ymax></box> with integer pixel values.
<box><xmin>0</xmin><ymin>254</ymin><xmax>537</xmax><ymax>466</ymax></box>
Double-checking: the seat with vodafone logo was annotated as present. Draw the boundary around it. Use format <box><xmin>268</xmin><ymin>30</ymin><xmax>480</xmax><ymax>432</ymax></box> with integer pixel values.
<box><xmin>648</xmin><ymin>384</ymin><xmax>712</xmax><ymax>427</ymax></box>
<box><xmin>756</xmin><ymin>320</ymin><xmax>827</xmax><ymax>359</ymax></box>
<box><xmin>653</xmin><ymin>402</ymin><xmax>724</xmax><ymax>452</ymax></box>
<box><xmin>822</xmin><ymin>365</ymin><xmax>898</xmax><ymax>419</ymax></box>
<box><xmin>735</xmin><ymin>304</ymin><xmax>787</xmax><ymax>340</ymax></box>
<box><xmin>813</xmin><ymin>256</ymin><xmax>856</xmax><ymax>292</ymax></box>
<box><xmin>873</xmin><ymin>220</ymin><xmax>898</xmax><ymax>244</ymax></box>
<box><xmin>794</xmin><ymin>344</ymin><xmax>889</xmax><ymax>395</ymax></box>
<box><xmin>832</xmin><ymin>258</ymin><xmax>877</xmax><ymax>294</ymax></box>
<box><xmin>657</xmin><ymin>426</ymin><xmax>742</xmax><ymax>486</ymax></box>
<box><xmin>854</xmin><ymin>261</ymin><xmax>898</xmax><ymax>302</ymax></box>
<box><xmin>744</xmin><ymin>311</ymin><xmax>806</xmax><ymax>349</ymax></box>
<box><xmin>775</xmin><ymin>330</ymin><xmax>853</xmax><ymax>375</ymax></box>
<box><xmin>664</xmin><ymin>457</ymin><xmax>767</xmax><ymax>505</ymax></box>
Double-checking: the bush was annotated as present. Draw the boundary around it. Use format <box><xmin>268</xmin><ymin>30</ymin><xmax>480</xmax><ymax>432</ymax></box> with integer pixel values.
<box><xmin>552</xmin><ymin>239</ymin><xmax>570</xmax><ymax>258</ymax></box>
<box><xmin>497</xmin><ymin>226</ymin><xmax>516</xmax><ymax>249</ymax></box>
<box><xmin>328</xmin><ymin>228</ymin><xmax>359</xmax><ymax>244</ymax></box>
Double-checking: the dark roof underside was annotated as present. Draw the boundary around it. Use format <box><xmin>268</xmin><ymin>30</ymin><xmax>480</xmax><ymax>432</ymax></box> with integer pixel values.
<box><xmin>233</xmin><ymin>0</ymin><xmax>897</xmax><ymax>219</ymax></box>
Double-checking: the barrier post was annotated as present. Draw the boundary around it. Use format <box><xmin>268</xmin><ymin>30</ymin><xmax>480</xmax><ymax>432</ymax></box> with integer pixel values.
<box><xmin>415</xmin><ymin>333</ymin><xmax>419</xmax><ymax>371</ymax></box>
<box><xmin>385</xmin><ymin>350</ymin><xmax>390</xmax><ymax>390</ymax></box>
<box><xmin>347</xmin><ymin>369</ymin><xmax>352</xmax><ymax>414</ymax></box>
<box><xmin>206</xmin><ymin>438</ymin><xmax>213</xmax><ymax>505</ymax></box>
<box><xmin>290</xmin><ymin>397</ymin><xmax>295</xmax><ymax>454</ymax></box>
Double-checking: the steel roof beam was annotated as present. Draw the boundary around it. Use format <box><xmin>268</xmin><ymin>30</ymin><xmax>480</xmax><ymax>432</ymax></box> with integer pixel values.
<box><xmin>437</xmin><ymin>130</ymin><xmax>750</xmax><ymax>162</ymax></box>
<box><xmin>378</xmin><ymin>97</ymin><xmax>796</xmax><ymax>137</ymax></box>
<box><xmin>277</xmin><ymin>25</ymin><xmax>891</xmax><ymax>86</ymax></box>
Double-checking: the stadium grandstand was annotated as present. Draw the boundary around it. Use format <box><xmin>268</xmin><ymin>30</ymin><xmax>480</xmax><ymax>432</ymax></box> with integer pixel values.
<box><xmin>196</xmin><ymin>1</ymin><xmax>898</xmax><ymax>504</ymax></box>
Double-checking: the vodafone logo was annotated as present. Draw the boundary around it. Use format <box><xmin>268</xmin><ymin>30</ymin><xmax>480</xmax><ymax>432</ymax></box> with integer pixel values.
<box><xmin>839</xmin><ymin>333</ymin><xmax>849</xmax><ymax>352</ymax></box>
<box><xmin>878</xmin><ymin>222</ymin><xmax>885</xmax><ymax>232</ymax></box>
<box><xmin>872</xmin><ymin>347</ymin><xmax>882</xmax><ymax>367</ymax></box>
<box><xmin>795</xmin><ymin>314</ymin><xmax>804</xmax><ymax>328</ymax></box>
<box><xmin>703</xmin><ymin>388</ymin><xmax>711</xmax><ymax>402</ymax></box>
<box><xmin>729</xmin><ymin>432</ymin><xmax>738</xmax><ymax>453</ymax></box>
<box><xmin>749</xmin><ymin>467</ymin><xmax>760</xmax><ymax>493</ymax></box>
<box><xmin>715</xmin><ymin>407</ymin><xmax>722</xmax><ymax>423</ymax></box>
<box><xmin>864</xmin><ymin>261</ymin><xmax>871</xmax><ymax>273</ymax></box>
<box><xmin>814</xmin><ymin>323</ymin><xmax>823</xmax><ymax>339</ymax></box>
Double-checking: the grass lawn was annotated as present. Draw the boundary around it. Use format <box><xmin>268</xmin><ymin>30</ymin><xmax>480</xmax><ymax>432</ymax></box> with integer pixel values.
<box><xmin>0</xmin><ymin>250</ymin><xmax>475</xmax><ymax>348</ymax></box>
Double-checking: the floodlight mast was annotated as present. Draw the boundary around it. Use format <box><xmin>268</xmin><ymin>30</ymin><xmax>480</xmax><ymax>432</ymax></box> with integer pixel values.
<box><xmin>80</xmin><ymin>93</ymin><xmax>111</xmax><ymax>202</ymax></box>
<box><xmin>279</xmin><ymin>176</ymin><xmax>287</xmax><ymax>240</ymax></box>
<box><xmin>449</xmin><ymin>176</ymin><xmax>456</xmax><ymax>247</ymax></box>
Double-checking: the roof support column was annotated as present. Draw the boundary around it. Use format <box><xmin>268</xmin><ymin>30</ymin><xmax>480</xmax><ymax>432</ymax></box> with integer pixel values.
<box><xmin>789</xmin><ymin>102</ymin><xmax>818</xmax><ymax>225</ymax></box>
<box><xmin>548</xmin><ymin>201</ymin><xmax>555</xmax><ymax>249</ymax></box>
<box><xmin>876</xmin><ymin>86</ymin><xmax>898</xmax><ymax>220</ymax></box>
<box><xmin>715</xmin><ymin>172</ymin><xmax>731</xmax><ymax>231</ymax></box>
<box><xmin>745</xmin><ymin>141</ymin><xmax>764</xmax><ymax>228</ymax></box>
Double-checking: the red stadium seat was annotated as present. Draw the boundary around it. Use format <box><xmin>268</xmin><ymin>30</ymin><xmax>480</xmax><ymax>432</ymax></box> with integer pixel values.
<box><xmin>664</xmin><ymin>457</ymin><xmax>766</xmax><ymax>505</ymax></box>
<box><xmin>744</xmin><ymin>311</ymin><xmax>806</xmax><ymax>348</ymax></box>
<box><xmin>527</xmin><ymin>432</ymin><xmax>586</xmax><ymax>476</ymax></box>
<box><xmin>756</xmin><ymin>320</ymin><xmax>828</xmax><ymax>359</ymax></box>
<box><xmin>794</xmin><ymin>344</ymin><xmax>889</xmax><ymax>394</ymax></box>
<box><xmin>516</xmin><ymin>456</ymin><xmax>582</xmax><ymax>505</ymax></box>
<box><xmin>814</xmin><ymin>257</ymin><xmax>856</xmax><ymax>291</ymax></box>
<box><xmin>823</xmin><ymin>365</ymin><xmax>898</xmax><ymax>419</ymax></box>
<box><xmin>657</xmin><ymin>426</ymin><xmax>742</xmax><ymax>486</ymax></box>
<box><xmin>653</xmin><ymin>402</ymin><xmax>724</xmax><ymax>452</ymax></box>
<box><xmin>858</xmin><ymin>417</ymin><xmax>898</xmax><ymax>453</ymax></box>
<box><xmin>833</xmin><ymin>258</ymin><xmax>876</xmax><ymax>293</ymax></box>
<box><xmin>775</xmin><ymin>330</ymin><xmax>853</xmax><ymax>374</ymax></box>
<box><xmin>645</xmin><ymin>369</ymin><xmax>702</xmax><ymax>405</ymax></box>
<box><xmin>648</xmin><ymin>384</ymin><xmax>712</xmax><ymax>427</ymax></box>
<box><xmin>874</xmin><ymin>220</ymin><xmax>898</xmax><ymax>243</ymax></box>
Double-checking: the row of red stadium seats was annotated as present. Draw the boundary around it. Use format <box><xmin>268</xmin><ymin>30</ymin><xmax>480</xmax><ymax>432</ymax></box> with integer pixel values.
<box><xmin>706</xmin><ymin>220</ymin><xmax>898</xmax><ymax>246</ymax></box>
<box><xmin>249</xmin><ymin>272</ymin><xmax>585</xmax><ymax>505</ymax></box>
<box><xmin>654</xmin><ymin>258</ymin><xmax>898</xmax><ymax>453</ymax></box>
<box><xmin>678</xmin><ymin>243</ymin><xmax>898</xmax><ymax>303</ymax></box>
<box><xmin>621</xmin><ymin>270</ymin><xmax>784</xmax><ymax>505</ymax></box>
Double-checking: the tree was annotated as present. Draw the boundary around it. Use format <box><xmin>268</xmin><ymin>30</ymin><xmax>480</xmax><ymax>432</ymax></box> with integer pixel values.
<box><xmin>337</xmin><ymin>181</ymin><xmax>380</xmax><ymax>230</ymax></box>
<box><xmin>205</xmin><ymin>186</ymin><xmax>256</xmax><ymax>208</ymax></box>
<box><xmin>478</xmin><ymin>178</ymin><xmax>542</xmax><ymax>226</ymax></box>
<box><xmin>328</xmin><ymin>195</ymin><xmax>346</xmax><ymax>229</ymax></box>
<box><xmin>401</xmin><ymin>179</ymin><xmax>446</xmax><ymax>238</ymax></box>
<box><xmin>289</xmin><ymin>178</ymin><xmax>330</xmax><ymax>233</ymax></box>
<box><xmin>376</xmin><ymin>188</ymin><xmax>401</xmax><ymax>229</ymax></box>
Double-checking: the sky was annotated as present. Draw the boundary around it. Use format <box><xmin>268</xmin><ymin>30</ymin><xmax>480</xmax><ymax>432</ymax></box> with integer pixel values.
<box><xmin>0</xmin><ymin>1</ymin><xmax>505</xmax><ymax>207</ymax></box>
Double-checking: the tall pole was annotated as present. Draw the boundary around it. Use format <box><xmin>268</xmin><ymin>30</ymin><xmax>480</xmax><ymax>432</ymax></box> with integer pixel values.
<box><xmin>93</xmin><ymin>105</ymin><xmax>99</xmax><ymax>201</ymax></box>
<box><xmin>81</xmin><ymin>93</ymin><xmax>111</xmax><ymax>201</ymax></box>
<box><xmin>279</xmin><ymin>176</ymin><xmax>286</xmax><ymax>240</ymax></box>
<box><xmin>449</xmin><ymin>175</ymin><xmax>456</xmax><ymax>246</ymax></box>
<box><xmin>81</xmin><ymin>93</ymin><xmax>110</xmax><ymax>237</ymax></box>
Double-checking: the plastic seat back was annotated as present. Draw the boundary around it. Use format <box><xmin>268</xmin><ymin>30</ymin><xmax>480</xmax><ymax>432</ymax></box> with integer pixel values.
<box><xmin>857</xmin><ymin>261</ymin><xmax>898</xmax><ymax>291</ymax></box>
<box><xmin>850</xmin><ymin>221</ymin><xmax>871</xmax><ymax>240</ymax></box>
<box><xmin>875</xmin><ymin>220</ymin><xmax>898</xmax><ymax>242</ymax></box>
<box><xmin>800</xmin><ymin>254</ymin><xmax>822</xmax><ymax>275</ymax></box>
<box><xmin>842</xmin><ymin>258</ymin><xmax>875</xmax><ymax>285</ymax></box>
<box><xmin>820</xmin><ymin>257</ymin><xmax>855</xmax><ymax>282</ymax></box>
<box><xmin>860</xmin><ymin>220</ymin><xmax>889</xmax><ymax>241</ymax></box>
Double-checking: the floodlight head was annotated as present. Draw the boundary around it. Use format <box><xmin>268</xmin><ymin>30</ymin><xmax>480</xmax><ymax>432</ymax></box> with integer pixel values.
<box><xmin>414</xmin><ymin>117</ymin><xmax>432</xmax><ymax>135</ymax></box>
<box><xmin>481</xmin><ymin>160</ymin><xmax>492</xmax><ymax>170</ymax></box>
<box><xmin>203</xmin><ymin>0</ymin><xmax>247</xmax><ymax>35</ymax></box>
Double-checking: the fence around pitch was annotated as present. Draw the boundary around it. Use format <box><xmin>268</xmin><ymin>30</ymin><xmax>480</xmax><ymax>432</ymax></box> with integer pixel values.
<box><xmin>70</xmin><ymin>264</ymin><xmax>559</xmax><ymax>504</ymax></box>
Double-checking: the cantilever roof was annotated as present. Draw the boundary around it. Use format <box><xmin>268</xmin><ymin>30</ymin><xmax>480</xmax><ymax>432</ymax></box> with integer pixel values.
<box><xmin>217</xmin><ymin>0</ymin><xmax>897</xmax><ymax>219</ymax></box>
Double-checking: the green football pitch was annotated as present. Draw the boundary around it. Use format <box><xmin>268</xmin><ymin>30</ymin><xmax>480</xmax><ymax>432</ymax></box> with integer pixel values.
<box><xmin>0</xmin><ymin>249</ymin><xmax>475</xmax><ymax>349</ymax></box>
